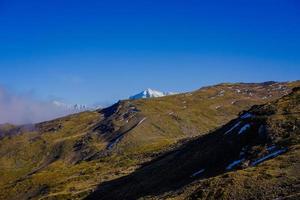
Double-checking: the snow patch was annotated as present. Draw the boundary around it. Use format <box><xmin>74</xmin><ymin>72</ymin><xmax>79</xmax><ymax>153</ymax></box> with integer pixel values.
<box><xmin>251</xmin><ymin>148</ymin><xmax>288</xmax><ymax>166</ymax></box>
<box><xmin>191</xmin><ymin>169</ymin><xmax>205</xmax><ymax>177</ymax></box>
<box><xmin>137</xmin><ymin>117</ymin><xmax>147</xmax><ymax>126</ymax></box>
<box><xmin>240</xmin><ymin>113</ymin><xmax>253</xmax><ymax>119</ymax></box>
<box><xmin>107</xmin><ymin>135</ymin><xmax>124</xmax><ymax>150</ymax></box>
<box><xmin>238</xmin><ymin>124</ymin><xmax>251</xmax><ymax>135</ymax></box>
<box><xmin>267</xmin><ymin>145</ymin><xmax>276</xmax><ymax>152</ymax></box>
<box><xmin>225</xmin><ymin>121</ymin><xmax>242</xmax><ymax>135</ymax></box>
<box><xmin>258</xmin><ymin>125</ymin><xmax>264</xmax><ymax>134</ymax></box>
<box><xmin>226</xmin><ymin>159</ymin><xmax>245</xmax><ymax>170</ymax></box>
<box><xmin>106</xmin><ymin>117</ymin><xmax>146</xmax><ymax>150</ymax></box>
<box><xmin>218</xmin><ymin>90</ymin><xmax>225</xmax><ymax>96</ymax></box>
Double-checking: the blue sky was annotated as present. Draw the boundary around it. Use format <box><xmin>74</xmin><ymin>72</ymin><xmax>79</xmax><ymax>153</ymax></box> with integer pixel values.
<box><xmin>0</xmin><ymin>0</ymin><xmax>299</xmax><ymax>105</ymax></box>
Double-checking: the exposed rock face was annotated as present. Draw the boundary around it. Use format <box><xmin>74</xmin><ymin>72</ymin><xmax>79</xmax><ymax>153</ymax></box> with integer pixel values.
<box><xmin>86</xmin><ymin>87</ymin><xmax>300</xmax><ymax>200</ymax></box>
<box><xmin>0</xmin><ymin>81</ymin><xmax>299</xmax><ymax>200</ymax></box>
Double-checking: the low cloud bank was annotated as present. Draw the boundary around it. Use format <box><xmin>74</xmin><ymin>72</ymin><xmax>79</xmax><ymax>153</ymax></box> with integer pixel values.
<box><xmin>0</xmin><ymin>86</ymin><xmax>75</xmax><ymax>125</ymax></box>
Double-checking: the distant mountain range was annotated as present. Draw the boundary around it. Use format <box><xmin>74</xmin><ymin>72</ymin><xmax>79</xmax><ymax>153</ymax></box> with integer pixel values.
<box><xmin>88</xmin><ymin>86</ymin><xmax>300</xmax><ymax>200</ymax></box>
<box><xmin>129</xmin><ymin>88</ymin><xmax>177</xmax><ymax>100</ymax></box>
<box><xmin>52</xmin><ymin>101</ymin><xmax>101</xmax><ymax>113</ymax></box>
<box><xmin>1</xmin><ymin>81</ymin><xmax>300</xmax><ymax>200</ymax></box>
<box><xmin>52</xmin><ymin>89</ymin><xmax>175</xmax><ymax>113</ymax></box>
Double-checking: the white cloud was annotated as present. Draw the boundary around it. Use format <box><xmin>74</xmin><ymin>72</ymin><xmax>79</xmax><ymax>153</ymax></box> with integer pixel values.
<box><xmin>0</xmin><ymin>85</ymin><xmax>75</xmax><ymax>125</ymax></box>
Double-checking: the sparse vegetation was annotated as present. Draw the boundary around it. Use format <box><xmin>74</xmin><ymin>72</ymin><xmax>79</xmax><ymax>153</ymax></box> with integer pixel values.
<box><xmin>86</xmin><ymin>86</ymin><xmax>300</xmax><ymax>200</ymax></box>
<box><xmin>0</xmin><ymin>81</ymin><xmax>299</xmax><ymax>200</ymax></box>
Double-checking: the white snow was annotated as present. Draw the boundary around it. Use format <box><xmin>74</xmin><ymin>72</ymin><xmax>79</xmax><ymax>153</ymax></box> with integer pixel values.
<box><xmin>225</xmin><ymin>121</ymin><xmax>242</xmax><ymax>135</ymax></box>
<box><xmin>124</xmin><ymin>113</ymin><xmax>136</xmax><ymax>123</ymax></box>
<box><xmin>191</xmin><ymin>169</ymin><xmax>205</xmax><ymax>177</ymax></box>
<box><xmin>240</xmin><ymin>113</ymin><xmax>253</xmax><ymax>119</ymax></box>
<box><xmin>267</xmin><ymin>145</ymin><xmax>276</xmax><ymax>151</ymax></box>
<box><xmin>107</xmin><ymin>135</ymin><xmax>124</xmax><ymax>150</ymax></box>
<box><xmin>258</xmin><ymin>125</ymin><xmax>265</xmax><ymax>135</ymax></box>
<box><xmin>238</xmin><ymin>124</ymin><xmax>251</xmax><ymax>135</ymax></box>
<box><xmin>137</xmin><ymin>117</ymin><xmax>147</xmax><ymax>126</ymax></box>
<box><xmin>226</xmin><ymin>159</ymin><xmax>245</xmax><ymax>170</ymax></box>
<box><xmin>251</xmin><ymin>149</ymin><xmax>287</xmax><ymax>166</ymax></box>
<box><xmin>218</xmin><ymin>90</ymin><xmax>225</xmax><ymax>96</ymax></box>
<box><xmin>129</xmin><ymin>89</ymin><xmax>176</xmax><ymax>100</ymax></box>
<box><xmin>106</xmin><ymin>117</ymin><xmax>146</xmax><ymax>150</ymax></box>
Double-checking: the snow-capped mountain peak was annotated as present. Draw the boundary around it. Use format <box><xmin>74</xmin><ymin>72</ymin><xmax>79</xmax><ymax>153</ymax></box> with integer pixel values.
<box><xmin>129</xmin><ymin>88</ymin><xmax>176</xmax><ymax>100</ymax></box>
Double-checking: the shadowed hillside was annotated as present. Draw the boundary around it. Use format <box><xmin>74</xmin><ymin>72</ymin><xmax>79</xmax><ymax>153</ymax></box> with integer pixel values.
<box><xmin>0</xmin><ymin>81</ymin><xmax>299</xmax><ymax>200</ymax></box>
<box><xmin>86</xmin><ymin>87</ymin><xmax>300</xmax><ymax>200</ymax></box>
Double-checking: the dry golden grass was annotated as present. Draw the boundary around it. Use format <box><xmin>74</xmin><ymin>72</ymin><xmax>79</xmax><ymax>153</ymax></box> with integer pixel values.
<box><xmin>0</xmin><ymin>81</ymin><xmax>299</xmax><ymax>200</ymax></box>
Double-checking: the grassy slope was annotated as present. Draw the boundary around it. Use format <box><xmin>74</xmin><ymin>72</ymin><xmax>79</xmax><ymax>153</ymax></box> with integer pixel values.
<box><xmin>86</xmin><ymin>87</ymin><xmax>300</xmax><ymax>200</ymax></box>
<box><xmin>176</xmin><ymin>87</ymin><xmax>300</xmax><ymax>200</ymax></box>
<box><xmin>0</xmin><ymin>81</ymin><xmax>299</xmax><ymax>200</ymax></box>
<box><xmin>119</xmin><ymin>81</ymin><xmax>299</xmax><ymax>155</ymax></box>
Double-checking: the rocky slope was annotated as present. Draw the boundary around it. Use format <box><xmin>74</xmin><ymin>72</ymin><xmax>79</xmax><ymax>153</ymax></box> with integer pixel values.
<box><xmin>0</xmin><ymin>81</ymin><xmax>299</xmax><ymax>200</ymax></box>
<box><xmin>86</xmin><ymin>87</ymin><xmax>300</xmax><ymax>200</ymax></box>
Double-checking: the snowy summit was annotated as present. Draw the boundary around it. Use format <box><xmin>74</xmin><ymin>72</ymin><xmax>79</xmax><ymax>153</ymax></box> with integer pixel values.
<box><xmin>129</xmin><ymin>88</ymin><xmax>176</xmax><ymax>100</ymax></box>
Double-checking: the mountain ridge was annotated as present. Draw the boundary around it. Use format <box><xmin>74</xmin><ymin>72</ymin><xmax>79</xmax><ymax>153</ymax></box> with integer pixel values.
<box><xmin>86</xmin><ymin>86</ymin><xmax>300</xmax><ymax>200</ymax></box>
<box><xmin>52</xmin><ymin>101</ymin><xmax>101</xmax><ymax>113</ymax></box>
<box><xmin>0</xmin><ymin>81</ymin><xmax>299</xmax><ymax>200</ymax></box>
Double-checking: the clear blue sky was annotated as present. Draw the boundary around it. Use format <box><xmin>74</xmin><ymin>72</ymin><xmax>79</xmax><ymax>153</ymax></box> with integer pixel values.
<box><xmin>0</xmin><ymin>0</ymin><xmax>299</xmax><ymax>105</ymax></box>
